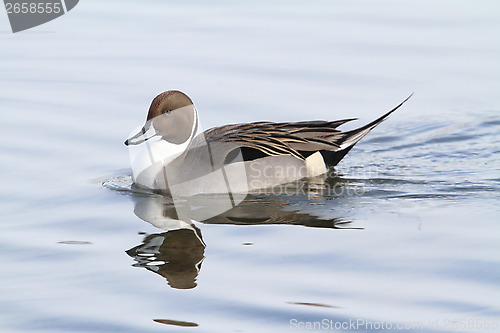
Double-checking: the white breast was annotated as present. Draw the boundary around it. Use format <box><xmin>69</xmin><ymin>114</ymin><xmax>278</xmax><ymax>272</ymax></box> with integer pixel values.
<box><xmin>129</xmin><ymin>137</ymin><xmax>187</xmax><ymax>189</ymax></box>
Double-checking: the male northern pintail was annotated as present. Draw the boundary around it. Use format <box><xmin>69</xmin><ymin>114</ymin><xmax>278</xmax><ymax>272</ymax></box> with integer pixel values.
<box><xmin>125</xmin><ymin>90</ymin><xmax>411</xmax><ymax>196</ymax></box>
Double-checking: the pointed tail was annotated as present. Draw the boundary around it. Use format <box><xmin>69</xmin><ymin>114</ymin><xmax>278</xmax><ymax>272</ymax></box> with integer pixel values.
<box><xmin>338</xmin><ymin>93</ymin><xmax>413</xmax><ymax>149</ymax></box>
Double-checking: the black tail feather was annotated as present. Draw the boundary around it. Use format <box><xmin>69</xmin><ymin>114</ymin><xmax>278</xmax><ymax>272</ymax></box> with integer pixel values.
<box><xmin>323</xmin><ymin>93</ymin><xmax>413</xmax><ymax>168</ymax></box>
<box><xmin>338</xmin><ymin>93</ymin><xmax>413</xmax><ymax>149</ymax></box>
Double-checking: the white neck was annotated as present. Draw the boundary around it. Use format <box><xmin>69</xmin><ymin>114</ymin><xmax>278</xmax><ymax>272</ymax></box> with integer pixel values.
<box><xmin>128</xmin><ymin>108</ymin><xmax>199</xmax><ymax>189</ymax></box>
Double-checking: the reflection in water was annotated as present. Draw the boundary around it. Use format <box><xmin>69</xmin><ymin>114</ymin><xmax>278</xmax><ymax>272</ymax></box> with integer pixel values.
<box><xmin>153</xmin><ymin>318</ymin><xmax>199</xmax><ymax>327</ymax></box>
<box><xmin>126</xmin><ymin>228</ymin><xmax>205</xmax><ymax>289</ymax></box>
<box><xmin>201</xmin><ymin>195</ymin><xmax>353</xmax><ymax>229</ymax></box>
<box><xmin>127</xmin><ymin>188</ymin><xmax>358</xmax><ymax>289</ymax></box>
<box><xmin>286</xmin><ymin>301</ymin><xmax>340</xmax><ymax>309</ymax></box>
<box><xmin>126</xmin><ymin>197</ymin><xmax>205</xmax><ymax>289</ymax></box>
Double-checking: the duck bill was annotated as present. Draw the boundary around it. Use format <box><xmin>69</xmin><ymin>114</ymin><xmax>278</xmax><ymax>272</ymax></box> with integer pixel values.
<box><xmin>124</xmin><ymin>123</ymin><xmax>157</xmax><ymax>146</ymax></box>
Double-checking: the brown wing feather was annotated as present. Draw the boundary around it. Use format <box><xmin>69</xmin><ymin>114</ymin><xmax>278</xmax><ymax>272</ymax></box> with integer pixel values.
<box><xmin>204</xmin><ymin>118</ymin><xmax>357</xmax><ymax>160</ymax></box>
<box><xmin>202</xmin><ymin>94</ymin><xmax>411</xmax><ymax>165</ymax></box>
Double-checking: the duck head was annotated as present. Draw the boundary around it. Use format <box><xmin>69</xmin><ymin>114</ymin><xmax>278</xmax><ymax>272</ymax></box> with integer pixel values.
<box><xmin>125</xmin><ymin>90</ymin><xmax>197</xmax><ymax>146</ymax></box>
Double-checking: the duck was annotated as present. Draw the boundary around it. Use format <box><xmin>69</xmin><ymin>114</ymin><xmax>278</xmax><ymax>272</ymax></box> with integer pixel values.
<box><xmin>125</xmin><ymin>90</ymin><xmax>411</xmax><ymax>197</ymax></box>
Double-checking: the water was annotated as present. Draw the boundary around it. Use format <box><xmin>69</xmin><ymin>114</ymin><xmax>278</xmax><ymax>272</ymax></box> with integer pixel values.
<box><xmin>1</xmin><ymin>1</ymin><xmax>499</xmax><ymax>332</ymax></box>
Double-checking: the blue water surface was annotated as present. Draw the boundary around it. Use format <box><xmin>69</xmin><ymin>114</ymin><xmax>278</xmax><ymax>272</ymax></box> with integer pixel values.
<box><xmin>1</xmin><ymin>1</ymin><xmax>499</xmax><ymax>332</ymax></box>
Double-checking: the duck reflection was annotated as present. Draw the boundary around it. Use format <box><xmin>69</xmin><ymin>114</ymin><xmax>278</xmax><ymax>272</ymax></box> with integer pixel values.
<box><xmin>126</xmin><ymin>229</ymin><xmax>205</xmax><ymax>289</ymax></box>
<box><xmin>200</xmin><ymin>196</ymin><xmax>351</xmax><ymax>228</ymax></box>
<box><xmin>126</xmin><ymin>198</ymin><xmax>205</xmax><ymax>289</ymax></box>
<box><xmin>127</xmin><ymin>190</ymin><xmax>358</xmax><ymax>289</ymax></box>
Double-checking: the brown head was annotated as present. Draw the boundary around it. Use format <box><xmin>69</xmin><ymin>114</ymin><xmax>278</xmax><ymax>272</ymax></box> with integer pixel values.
<box><xmin>146</xmin><ymin>90</ymin><xmax>193</xmax><ymax>121</ymax></box>
<box><xmin>125</xmin><ymin>90</ymin><xmax>197</xmax><ymax>146</ymax></box>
